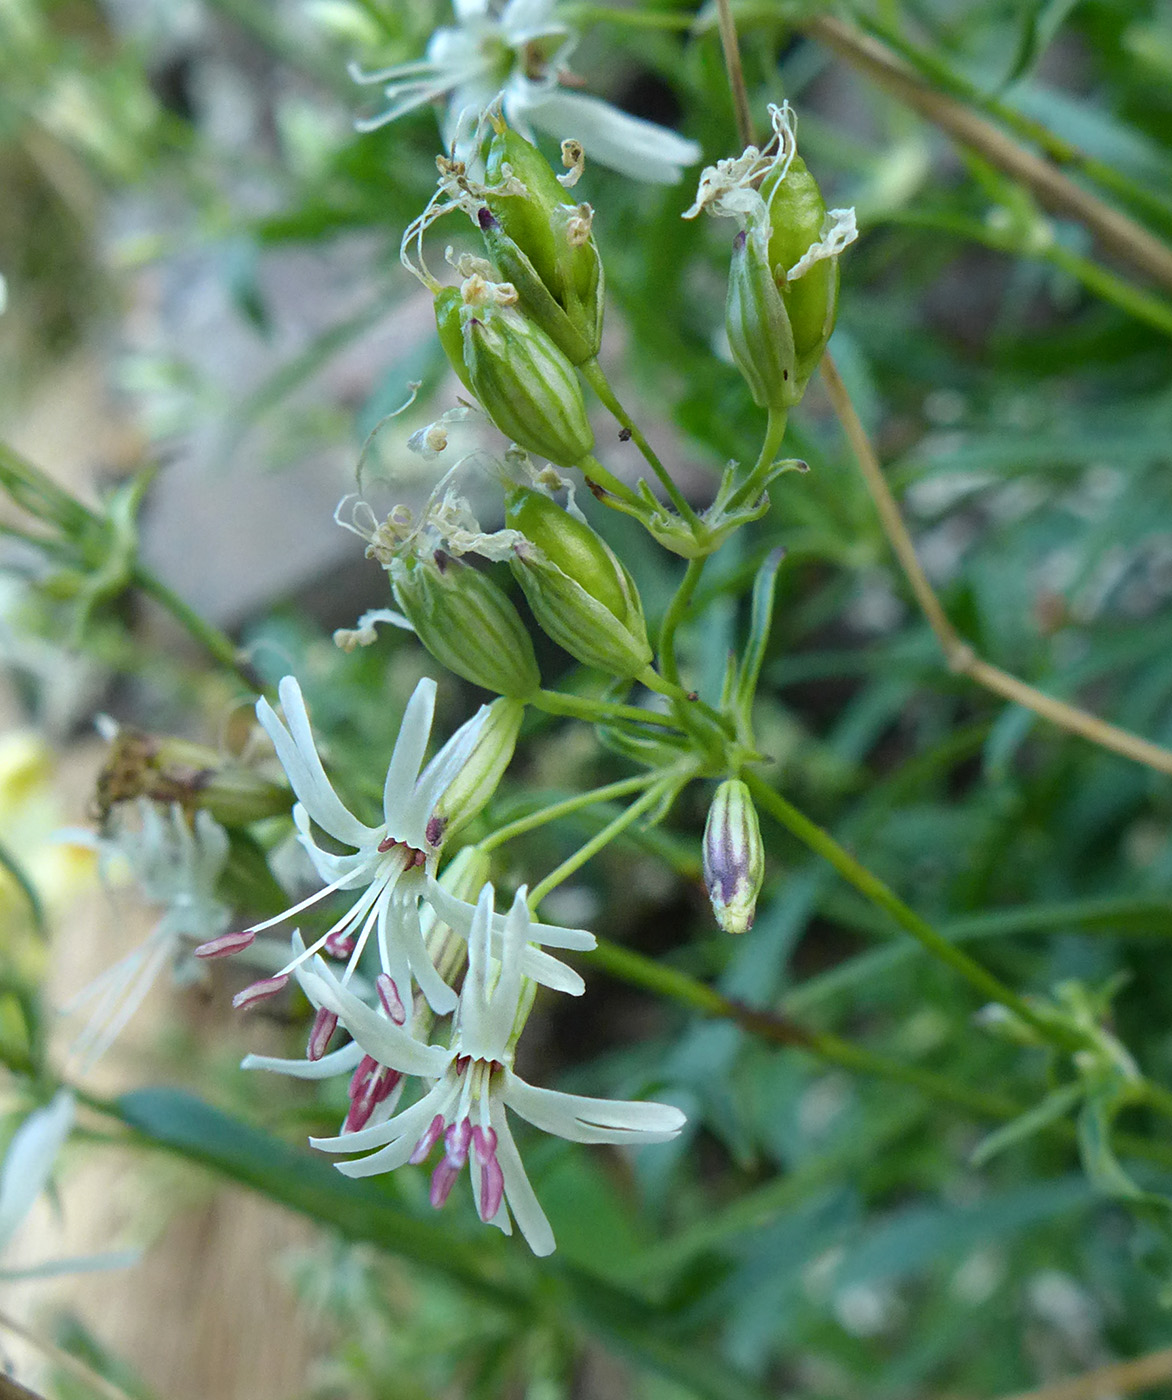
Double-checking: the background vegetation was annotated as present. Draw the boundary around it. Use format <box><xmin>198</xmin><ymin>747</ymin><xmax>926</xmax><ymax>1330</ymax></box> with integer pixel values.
<box><xmin>3</xmin><ymin>0</ymin><xmax>1172</xmax><ymax>1396</ymax></box>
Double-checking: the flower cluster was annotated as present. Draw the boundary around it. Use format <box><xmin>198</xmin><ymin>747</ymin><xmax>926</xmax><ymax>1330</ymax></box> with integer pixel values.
<box><xmin>63</xmin><ymin>798</ymin><xmax>231</xmax><ymax>1068</ymax></box>
<box><xmin>204</xmin><ymin>676</ymin><xmax>685</xmax><ymax>1255</ymax></box>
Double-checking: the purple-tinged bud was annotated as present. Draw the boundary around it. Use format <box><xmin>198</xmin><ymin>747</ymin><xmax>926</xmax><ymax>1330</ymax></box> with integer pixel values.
<box><xmin>702</xmin><ymin>779</ymin><xmax>764</xmax><ymax>934</ymax></box>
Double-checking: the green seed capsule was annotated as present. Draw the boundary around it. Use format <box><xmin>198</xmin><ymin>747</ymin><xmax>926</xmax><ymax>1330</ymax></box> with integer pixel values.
<box><xmin>434</xmin><ymin>285</ymin><xmax>474</xmax><ymax>392</ymax></box>
<box><xmin>479</xmin><ymin>120</ymin><xmax>604</xmax><ymax>363</ymax></box>
<box><xmin>505</xmin><ymin>487</ymin><xmax>651</xmax><ymax>678</ymax></box>
<box><xmin>761</xmin><ymin>154</ymin><xmax>840</xmax><ymax>386</ymax></box>
<box><xmin>726</xmin><ymin>229</ymin><xmax>798</xmax><ymax>412</ymax></box>
<box><xmin>390</xmin><ymin>551</ymin><xmax>540</xmax><ymax>699</ymax></box>
<box><xmin>463</xmin><ymin>309</ymin><xmax>595</xmax><ymax>467</ymax></box>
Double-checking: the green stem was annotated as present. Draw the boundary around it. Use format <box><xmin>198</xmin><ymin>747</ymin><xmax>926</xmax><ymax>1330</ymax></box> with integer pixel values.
<box><xmin>580</xmin><ymin>359</ymin><xmax>703</xmax><ymax>530</ymax></box>
<box><xmin>586</xmin><ymin>938</ymin><xmax>1172</xmax><ymax>1170</ymax></box>
<box><xmin>576</xmin><ymin>453</ymin><xmax>644</xmax><ymax>509</ymax></box>
<box><xmin>528</xmin><ymin>779</ymin><xmax>678</xmax><ymax>907</ymax></box>
<box><xmin>531</xmin><ymin>688</ymin><xmax>683</xmax><ymax>731</ymax></box>
<box><xmin>723</xmin><ymin>407</ymin><xmax>789</xmax><ymax>515</ymax></box>
<box><xmin>743</xmin><ymin>770</ymin><xmax>1080</xmax><ymax>1050</ymax></box>
<box><xmin>658</xmin><ymin>558</ymin><xmax>708</xmax><ymax>690</ymax></box>
<box><xmin>132</xmin><ymin>565</ymin><xmax>262</xmax><ymax>694</ymax></box>
<box><xmin>478</xmin><ymin>772</ymin><xmax>661</xmax><ymax>853</ymax></box>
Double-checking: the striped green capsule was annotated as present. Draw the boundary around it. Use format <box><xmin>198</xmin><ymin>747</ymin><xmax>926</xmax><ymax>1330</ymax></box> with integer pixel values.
<box><xmin>390</xmin><ymin>551</ymin><xmax>540</xmax><ymax>699</ymax></box>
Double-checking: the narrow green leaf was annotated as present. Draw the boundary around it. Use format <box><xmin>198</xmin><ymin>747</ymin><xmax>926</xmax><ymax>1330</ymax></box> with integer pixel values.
<box><xmin>970</xmin><ymin>1081</ymin><xmax>1085</xmax><ymax>1167</ymax></box>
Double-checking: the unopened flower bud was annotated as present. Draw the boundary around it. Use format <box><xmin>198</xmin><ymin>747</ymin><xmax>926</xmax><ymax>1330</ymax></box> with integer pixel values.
<box><xmin>390</xmin><ymin>550</ymin><xmax>540</xmax><ymax>699</ymax></box>
<box><xmin>702</xmin><ymin>779</ymin><xmax>764</xmax><ymax>934</ymax></box>
<box><xmin>463</xmin><ymin>306</ymin><xmax>595</xmax><ymax>467</ymax></box>
<box><xmin>505</xmin><ymin>486</ymin><xmax>651</xmax><ymax>678</ymax></box>
<box><xmin>95</xmin><ymin>728</ymin><xmax>288</xmax><ymax>826</ymax></box>
<box><xmin>429</xmin><ymin>698</ymin><xmax>524</xmax><ymax>843</ymax></box>
<box><xmin>727</xmin><ymin>229</ymin><xmax>798</xmax><ymax>412</ymax></box>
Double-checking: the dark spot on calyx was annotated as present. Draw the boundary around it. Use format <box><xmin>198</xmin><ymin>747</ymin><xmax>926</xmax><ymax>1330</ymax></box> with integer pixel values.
<box><xmin>477</xmin><ymin>207</ymin><xmax>498</xmax><ymax>230</ymax></box>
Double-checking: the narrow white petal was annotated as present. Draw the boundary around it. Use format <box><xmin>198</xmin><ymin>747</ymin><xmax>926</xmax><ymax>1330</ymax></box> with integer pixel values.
<box><xmin>504</xmin><ymin>1074</ymin><xmax>686</xmax><ymax>1144</ymax></box>
<box><xmin>408</xmin><ymin>704</ymin><xmax>491</xmax><ymax>831</ymax></box>
<box><xmin>328</xmin><ymin>1108</ymin><xmax>448</xmax><ymax>1176</ymax></box>
<box><xmin>300</xmin><ymin>967</ymin><xmax>449</xmax><ymax>1079</ymax></box>
<box><xmin>457</xmin><ymin>885</ymin><xmax>499</xmax><ymax>1058</ymax></box>
<box><xmin>395</xmin><ymin>888</ymin><xmax>459</xmax><ymax>1016</ymax></box>
<box><xmin>426</xmin><ymin>877</ymin><xmax>595</xmax><ymax>951</ymax></box>
<box><xmin>241</xmin><ymin>1042</ymin><xmax>363</xmax><ymax>1080</ymax></box>
<box><xmin>520</xmin><ymin>947</ymin><xmax>585</xmax><ymax>996</ymax></box>
<box><xmin>312</xmin><ymin>1081</ymin><xmax>449</xmax><ymax>1154</ymax></box>
<box><xmin>382</xmin><ymin>679</ymin><xmax>437</xmax><ymax>828</ymax></box>
<box><xmin>257</xmin><ymin>681</ymin><xmax>373</xmax><ymax>847</ymax></box>
<box><xmin>489</xmin><ymin>1097</ymin><xmax>554</xmax><ymax>1256</ymax></box>
<box><xmin>0</xmin><ymin>1092</ymin><xmax>74</xmax><ymax>1249</ymax></box>
<box><xmin>523</xmin><ymin>88</ymin><xmax>700</xmax><ymax>183</ymax></box>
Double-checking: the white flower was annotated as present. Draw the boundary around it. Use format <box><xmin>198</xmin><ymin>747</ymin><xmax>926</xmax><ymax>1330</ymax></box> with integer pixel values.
<box><xmin>0</xmin><ymin>1092</ymin><xmax>137</xmax><ymax>1280</ymax></box>
<box><xmin>0</xmin><ymin>1092</ymin><xmax>74</xmax><ymax>1272</ymax></box>
<box><xmin>350</xmin><ymin>0</ymin><xmax>700</xmax><ymax>183</ymax></box>
<box><xmin>306</xmin><ymin>885</ymin><xmax>685</xmax><ymax>1256</ymax></box>
<box><xmin>64</xmin><ymin>800</ymin><xmax>231</xmax><ymax>1068</ymax></box>
<box><xmin>203</xmin><ymin>676</ymin><xmax>595</xmax><ymax>1015</ymax></box>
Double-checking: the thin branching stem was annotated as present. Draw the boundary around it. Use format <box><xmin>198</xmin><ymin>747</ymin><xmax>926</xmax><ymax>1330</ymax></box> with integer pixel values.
<box><xmin>819</xmin><ymin>352</ymin><xmax>1172</xmax><ymax>777</ymax></box>
<box><xmin>478</xmin><ymin>772</ymin><xmax>660</xmax><ymax>853</ymax></box>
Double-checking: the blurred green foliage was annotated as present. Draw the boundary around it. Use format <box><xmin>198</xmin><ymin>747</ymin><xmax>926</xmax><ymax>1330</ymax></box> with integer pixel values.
<box><xmin>4</xmin><ymin>0</ymin><xmax>1172</xmax><ymax>1397</ymax></box>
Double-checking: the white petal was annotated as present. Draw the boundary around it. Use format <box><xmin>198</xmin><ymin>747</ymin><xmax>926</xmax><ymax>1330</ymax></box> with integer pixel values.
<box><xmin>408</xmin><ymin>704</ymin><xmax>491</xmax><ymax>835</ymax></box>
<box><xmin>504</xmin><ymin>1074</ymin><xmax>686</xmax><ymax>1144</ymax></box>
<box><xmin>300</xmin><ymin>966</ymin><xmax>450</xmax><ymax>1078</ymax></box>
<box><xmin>241</xmin><ymin>1042</ymin><xmax>363</xmax><ymax>1079</ymax></box>
<box><xmin>426</xmin><ymin>877</ymin><xmax>595</xmax><ymax>951</ymax></box>
<box><xmin>382</xmin><ymin>679</ymin><xmax>437</xmax><ymax>828</ymax></box>
<box><xmin>312</xmin><ymin>1079</ymin><xmax>451</xmax><ymax>1154</ymax></box>
<box><xmin>0</xmin><ymin>1092</ymin><xmax>74</xmax><ymax>1250</ymax></box>
<box><xmin>490</xmin><ymin>1096</ymin><xmax>554</xmax><ymax>1256</ymax></box>
<box><xmin>522</xmin><ymin>88</ymin><xmax>700</xmax><ymax>183</ymax></box>
<box><xmin>457</xmin><ymin>885</ymin><xmax>499</xmax><ymax>1058</ymax></box>
<box><xmin>519</xmin><ymin>947</ymin><xmax>585</xmax><ymax>996</ymax></box>
<box><xmin>323</xmin><ymin>1099</ymin><xmax>450</xmax><ymax>1174</ymax></box>
<box><xmin>258</xmin><ymin>679</ymin><xmax>373</xmax><ymax>848</ymax></box>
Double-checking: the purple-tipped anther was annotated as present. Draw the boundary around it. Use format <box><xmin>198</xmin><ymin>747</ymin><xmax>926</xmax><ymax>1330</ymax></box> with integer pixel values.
<box><xmin>344</xmin><ymin>1054</ymin><xmax>402</xmax><ymax>1132</ymax></box>
<box><xmin>232</xmin><ymin>973</ymin><xmax>290</xmax><ymax>1010</ymax></box>
<box><xmin>477</xmin><ymin>207</ymin><xmax>498</xmax><ymax>231</ymax></box>
<box><xmin>324</xmin><ymin>930</ymin><xmax>356</xmax><ymax>959</ymax></box>
<box><xmin>307</xmin><ymin>1007</ymin><xmax>338</xmax><ymax>1061</ymax></box>
<box><xmin>472</xmin><ymin>1125</ymin><xmax>503</xmax><ymax>1221</ymax></box>
<box><xmin>409</xmin><ymin>1113</ymin><xmax>446</xmax><ymax>1166</ymax></box>
<box><xmin>195</xmin><ymin>929</ymin><xmax>256</xmax><ymax>959</ymax></box>
<box><xmin>430</xmin><ymin>1119</ymin><xmax>472</xmax><ymax>1209</ymax></box>
<box><xmin>376</xmin><ymin>973</ymin><xmax>407</xmax><ymax>1026</ymax></box>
